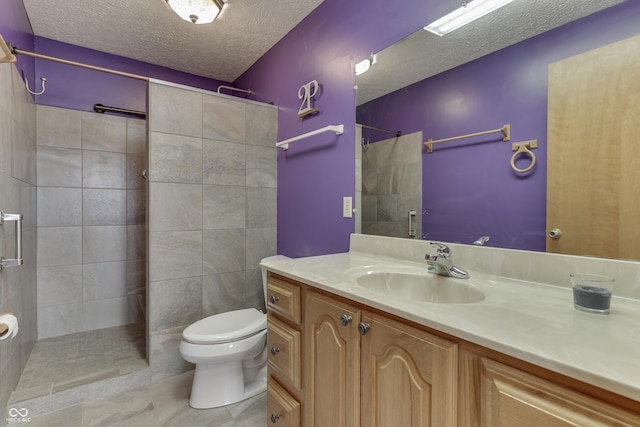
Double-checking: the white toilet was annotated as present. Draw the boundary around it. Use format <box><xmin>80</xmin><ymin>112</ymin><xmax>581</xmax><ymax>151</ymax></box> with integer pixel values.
<box><xmin>179</xmin><ymin>255</ymin><xmax>289</xmax><ymax>409</ymax></box>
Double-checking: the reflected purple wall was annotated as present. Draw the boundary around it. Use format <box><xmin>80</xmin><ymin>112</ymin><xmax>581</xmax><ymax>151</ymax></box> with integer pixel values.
<box><xmin>357</xmin><ymin>1</ymin><xmax>640</xmax><ymax>252</ymax></box>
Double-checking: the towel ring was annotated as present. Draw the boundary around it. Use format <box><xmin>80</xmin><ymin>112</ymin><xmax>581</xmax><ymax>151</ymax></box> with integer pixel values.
<box><xmin>510</xmin><ymin>140</ymin><xmax>537</xmax><ymax>174</ymax></box>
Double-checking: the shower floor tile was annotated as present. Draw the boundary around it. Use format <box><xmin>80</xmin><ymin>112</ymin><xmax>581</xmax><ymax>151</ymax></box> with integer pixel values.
<box><xmin>11</xmin><ymin>322</ymin><xmax>146</xmax><ymax>403</ymax></box>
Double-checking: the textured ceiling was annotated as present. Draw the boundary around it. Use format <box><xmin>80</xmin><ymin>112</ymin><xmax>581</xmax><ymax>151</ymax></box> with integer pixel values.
<box><xmin>356</xmin><ymin>0</ymin><xmax>626</xmax><ymax>105</ymax></box>
<box><xmin>23</xmin><ymin>0</ymin><xmax>324</xmax><ymax>82</ymax></box>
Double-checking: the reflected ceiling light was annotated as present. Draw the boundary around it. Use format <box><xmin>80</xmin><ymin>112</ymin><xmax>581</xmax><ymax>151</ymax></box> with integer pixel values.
<box><xmin>424</xmin><ymin>0</ymin><xmax>514</xmax><ymax>36</ymax></box>
<box><xmin>355</xmin><ymin>54</ymin><xmax>376</xmax><ymax>76</ymax></box>
<box><xmin>165</xmin><ymin>0</ymin><xmax>224</xmax><ymax>24</ymax></box>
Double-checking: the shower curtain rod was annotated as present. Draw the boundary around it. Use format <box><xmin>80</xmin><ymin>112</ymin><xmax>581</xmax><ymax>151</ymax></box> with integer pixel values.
<box><xmin>360</xmin><ymin>124</ymin><xmax>402</xmax><ymax>137</ymax></box>
<box><xmin>10</xmin><ymin>45</ymin><xmax>149</xmax><ymax>81</ymax></box>
<box><xmin>94</xmin><ymin>103</ymin><xmax>147</xmax><ymax>119</ymax></box>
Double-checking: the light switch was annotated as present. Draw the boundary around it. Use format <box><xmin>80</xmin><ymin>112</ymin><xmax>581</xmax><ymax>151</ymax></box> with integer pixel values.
<box><xmin>343</xmin><ymin>197</ymin><xmax>353</xmax><ymax>218</ymax></box>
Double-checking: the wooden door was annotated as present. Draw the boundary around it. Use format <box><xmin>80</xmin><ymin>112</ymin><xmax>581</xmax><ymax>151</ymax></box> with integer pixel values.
<box><xmin>360</xmin><ymin>312</ymin><xmax>457</xmax><ymax>427</ymax></box>
<box><xmin>304</xmin><ymin>292</ymin><xmax>360</xmax><ymax>427</ymax></box>
<box><xmin>547</xmin><ymin>34</ymin><xmax>640</xmax><ymax>259</ymax></box>
<box><xmin>481</xmin><ymin>358</ymin><xmax>640</xmax><ymax>426</ymax></box>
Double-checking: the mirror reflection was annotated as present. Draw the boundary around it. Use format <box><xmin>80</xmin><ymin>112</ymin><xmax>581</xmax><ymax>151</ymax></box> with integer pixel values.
<box><xmin>355</xmin><ymin>0</ymin><xmax>640</xmax><ymax>260</ymax></box>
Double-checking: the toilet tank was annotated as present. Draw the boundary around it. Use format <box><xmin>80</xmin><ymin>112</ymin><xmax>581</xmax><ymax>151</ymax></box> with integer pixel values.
<box><xmin>260</xmin><ymin>255</ymin><xmax>290</xmax><ymax>307</ymax></box>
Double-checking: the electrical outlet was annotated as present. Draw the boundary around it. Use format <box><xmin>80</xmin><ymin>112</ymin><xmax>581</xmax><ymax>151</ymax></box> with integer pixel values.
<box><xmin>343</xmin><ymin>197</ymin><xmax>353</xmax><ymax>218</ymax></box>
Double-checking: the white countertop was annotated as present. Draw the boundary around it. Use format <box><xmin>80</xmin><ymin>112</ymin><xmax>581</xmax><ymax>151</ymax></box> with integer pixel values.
<box><xmin>261</xmin><ymin>249</ymin><xmax>640</xmax><ymax>402</ymax></box>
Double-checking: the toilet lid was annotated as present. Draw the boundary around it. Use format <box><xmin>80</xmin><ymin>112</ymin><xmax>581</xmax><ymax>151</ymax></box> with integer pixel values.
<box><xmin>183</xmin><ymin>308</ymin><xmax>267</xmax><ymax>344</ymax></box>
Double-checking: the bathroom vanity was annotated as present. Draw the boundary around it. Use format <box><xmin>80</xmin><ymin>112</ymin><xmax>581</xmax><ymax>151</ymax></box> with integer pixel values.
<box><xmin>263</xmin><ymin>234</ymin><xmax>640</xmax><ymax>426</ymax></box>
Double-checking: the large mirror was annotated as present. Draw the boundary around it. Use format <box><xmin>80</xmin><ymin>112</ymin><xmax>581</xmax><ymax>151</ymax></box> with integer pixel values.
<box><xmin>355</xmin><ymin>0</ymin><xmax>640</xmax><ymax>261</ymax></box>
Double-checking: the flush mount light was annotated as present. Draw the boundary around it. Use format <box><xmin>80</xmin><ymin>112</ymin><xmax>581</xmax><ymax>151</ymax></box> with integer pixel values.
<box><xmin>424</xmin><ymin>0</ymin><xmax>514</xmax><ymax>36</ymax></box>
<box><xmin>165</xmin><ymin>0</ymin><xmax>224</xmax><ymax>24</ymax></box>
<box><xmin>355</xmin><ymin>54</ymin><xmax>376</xmax><ymax>76</ymax></box>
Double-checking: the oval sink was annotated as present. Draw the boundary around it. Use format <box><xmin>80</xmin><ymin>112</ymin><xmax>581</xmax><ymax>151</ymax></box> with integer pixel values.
<box><xmin>347</xmin><ymin>267</ymin><xmax>485</xmax><ymax>304</ymax></box>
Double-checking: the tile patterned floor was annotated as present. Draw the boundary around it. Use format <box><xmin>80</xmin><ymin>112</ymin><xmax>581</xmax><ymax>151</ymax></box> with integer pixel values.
<box><xmin>9</xmin><ymin>323</ymin><xmax>267</xmax><ymax>426</ymax></box>
<box><xmin>20</xmin><ymin>371</ymin><xmax>266</xmax><ymax>427</ymax></box>
<box><xmin>18</xmin><ymin>371</ymin><xmax>267</xmax><ymax>427</ymax></box>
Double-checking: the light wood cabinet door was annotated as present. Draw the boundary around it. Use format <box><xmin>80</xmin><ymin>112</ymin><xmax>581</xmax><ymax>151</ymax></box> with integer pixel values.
<box><xmin>481</xmin><ymin>357</ymin><xmax>640</xmax><ymax>426</ymax></box>
<box><xmin>304</xmin><ymin>292</ymin><xmax>361</xmax><ymax>427</ymax></box>
<box><xmin>361</xmin><ymin>312</ymin><xmax>458</xmax><ymax>427</ymax></box>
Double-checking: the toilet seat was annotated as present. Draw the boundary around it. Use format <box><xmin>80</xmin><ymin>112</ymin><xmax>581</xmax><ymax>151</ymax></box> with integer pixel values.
<box><xmin>183</xmin><ymin>308</ymin><xmax>266</xmax><ymax>344</ymax></box>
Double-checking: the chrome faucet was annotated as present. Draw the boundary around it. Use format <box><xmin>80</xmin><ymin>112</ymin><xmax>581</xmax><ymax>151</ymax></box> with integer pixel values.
<box><xmin>425</xmin><ymin>242</ymin><xmax>469</xmax><ymax>279</ymax></box>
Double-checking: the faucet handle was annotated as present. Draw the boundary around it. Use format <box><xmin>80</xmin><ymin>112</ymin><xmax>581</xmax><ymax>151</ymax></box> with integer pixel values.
<box><xmin>429</xmin><ymin>242</ymin><xmax>451</xmax><ymax>257</ymax></box>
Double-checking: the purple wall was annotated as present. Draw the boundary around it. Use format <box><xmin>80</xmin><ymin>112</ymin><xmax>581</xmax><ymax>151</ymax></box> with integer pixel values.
<box><xmin>0</xmin><ymin>0</ymin><xmax>35</xmax><ymax>87</ymax></box>
<box><xmin>13</xmin><ymin>0</ymin><xmax>622</xmax><ymax>257</ymax></box>
<box><xmin>357</xmin><ymin>1</ymin><xmax>640</xmax><ymax>252</ymax></box>
<box><xmin>236</xmin><ymin>0</ymin><xmax>454</xmax><ymax>257</ymax></box>
<box><xmin>33</xmin><ymin>37</ymin><xmax>229</xmax><ymax>113</ymax></box>
<box><xmin>1</xmin><ymin>2</ymin><xmax>230</xmax><ymax>113</ymax></box>
<box><xmin>2</xmin><ymin>0</ymin><xmax>443</xmax><ymax>258</ymax></box>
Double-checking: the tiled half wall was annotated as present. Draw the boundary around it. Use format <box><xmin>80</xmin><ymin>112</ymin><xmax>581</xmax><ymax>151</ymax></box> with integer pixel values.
<box><xmin>147</xmin><ymin>81</ymin><xmax>278</xmax><ymax>380</ymax></box>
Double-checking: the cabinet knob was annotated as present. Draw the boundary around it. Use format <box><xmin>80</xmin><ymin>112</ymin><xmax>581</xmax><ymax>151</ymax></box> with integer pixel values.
<box><xmin>271</xmin><ymin>414</ymin><xmax>280</xmax><ymax>423</ymax></box>
<box><xmin>270</xmin><ymin>347</ymin><xmax>280</xmax><ymax>356</ymax></box>
<box><xmin>358</xmin><ymin>322</ymin><xmax>371</xmax><ymax>335</ymax></box>
<box><xmin>269</xmin><ymin>295</ymin><xmax>280</xmax><ymax>304</ymax></box>
<box><xmin>340</xmin><ymin>314</ymin><xmax>353</xmax><ymax>326</ymax></box>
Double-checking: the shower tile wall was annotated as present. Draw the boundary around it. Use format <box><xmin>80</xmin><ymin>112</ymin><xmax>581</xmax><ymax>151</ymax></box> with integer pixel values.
<box><xmin>36</xmin><ymin>105</ymin><xmax>146</xmax><ymax>339</ymax></box>
<box><xmin>0</xmin><ymin>63</ymin><xmax>38</xmax><ymax>424</ymax></box>
<box><xmin>147</xmin><ymin>81</ymin><xmax>277</xmax><ymax>380</ymax></box>
<box><xmin>361</xmin><ymin>132</ymin><xmax>422</xmax><ymax>239</ymax></box>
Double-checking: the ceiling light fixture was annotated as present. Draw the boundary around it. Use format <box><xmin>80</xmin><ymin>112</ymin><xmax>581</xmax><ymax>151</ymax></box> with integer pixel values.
<box><xmin>424</xmin><ymin>0</ymin><xmax>514</xmax><ymax>36</ymax></box>
<box><xmin>165</xmin><ymin>0</ymin><xmax>224</xmax><ymax>24</ymax></box>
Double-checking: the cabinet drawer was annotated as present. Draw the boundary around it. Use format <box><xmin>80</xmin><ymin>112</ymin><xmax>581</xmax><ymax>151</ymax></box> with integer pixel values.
<box><xmin>267</xmin><ymin>315</ymin><xmax>301</xmax><ymax>390</ymax></box>
<box><xmin>267</xmin><ymin>376</ymin><xmax>300</xmax><ymax>427</ymax></box>
<box><xmin>267</xmin><ymin>276</ymin><xmax>301</xmax><ymax>324</ymax></box>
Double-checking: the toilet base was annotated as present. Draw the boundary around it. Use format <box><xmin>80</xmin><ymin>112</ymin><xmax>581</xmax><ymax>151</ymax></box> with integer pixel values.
<box><xmin>243</xmin><ymin>366</ymin><xmax>268</xmax><ymax>401</ymax></box>
<box><xmin>189</xmin><ymin>362</ymin><xmax>267</xmax><ymax>409</ymax></box>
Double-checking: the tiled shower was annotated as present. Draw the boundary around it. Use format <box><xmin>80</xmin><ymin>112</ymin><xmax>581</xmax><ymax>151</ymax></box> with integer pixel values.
<box><xmin>359</xmin><ymin>131</ymin><xmax>422</xmax><ymax>239</ymax></box>
<box><xmin>36</xmin><ymin>105</ymin><xmax>146</xmax><ymax>338</ymax></box>
<box><xmin>1</xmin><ymin>64</ymin><xmax>277</xmax><ymax>420</ymax></box>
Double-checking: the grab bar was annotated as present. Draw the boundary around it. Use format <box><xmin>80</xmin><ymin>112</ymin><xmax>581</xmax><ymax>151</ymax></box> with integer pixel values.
<box><xmin>0</xmin><ymin>211</ymin><xmax>23</xmax><ymax>270</ymax></box>
<box><xmin>408</xmin><ymin>210</ymin><xmax>417</xmax><ymax>238</ymax></box>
